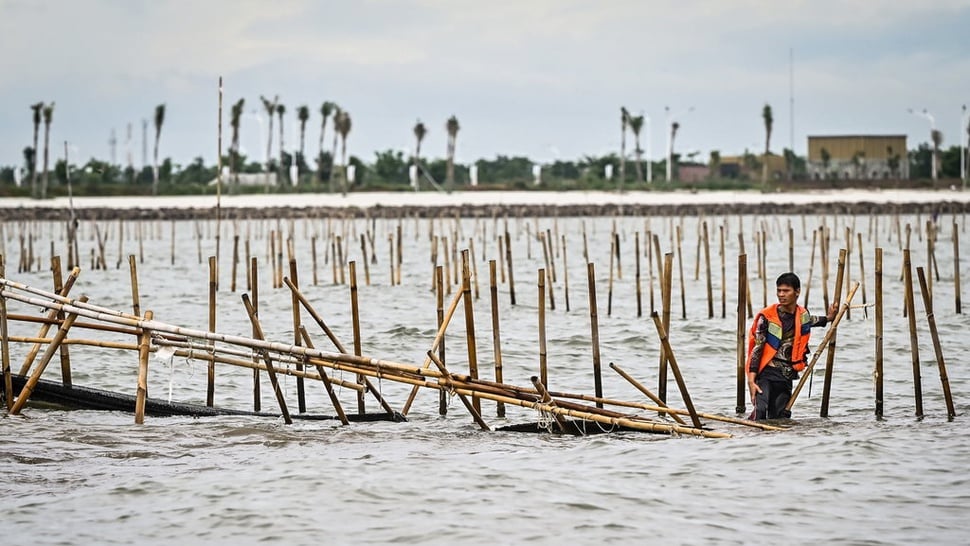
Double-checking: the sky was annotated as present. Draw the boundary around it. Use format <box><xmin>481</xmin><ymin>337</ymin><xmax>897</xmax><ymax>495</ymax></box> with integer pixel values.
<box><xmin>1</xmin><ymin>0</ymin><xmax>969</xmax><ymax>172</ymax></box>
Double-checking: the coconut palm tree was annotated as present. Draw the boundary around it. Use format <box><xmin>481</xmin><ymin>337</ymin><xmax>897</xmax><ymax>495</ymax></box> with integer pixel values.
<box><xmin>41</xmin><ymin>102</ymin><xmax>55</xmax><ymax>200</ymax></box>
<box><xmin>619</xmin><ymin>107</ymin><xmax>630</xmax><ymax>188</ymax></box>
<box><xmin>931</xmin><ymin>129</ymin><xmax>943</xmax><ymax>181</ymax></box>
<box><xmin>259</xmin><ymin>95</ymin><xmax>277</xmax><ymax>192</ymax></box>
<box><xmin>276</xmin><ymin>103</ymin><xmax>286</xmax><ymax>185</ymax></box>
<box><xmin>669</xmin><ymin>121</ymin><xmax>680</xmax><ymax>181</ymax></box>
<box><xmin>229</xmin><ymin>98</ymin><xmax>245</xmax><ymax>191</ymax></box>
<box><xmin>413</xmin><ymin>120</ymin><xmax>427</xmax><ymax>190</ymax></box>
<box><xmin>329</xmin><ymin>106</ymin><xmax>341</xmax><ymax>192</ymax></box>
<box><xmin>151</xmin><ymin>104</ymin><xmax>165</xmax><ymax>196</ymax></box>
<box><xmin>296</xmin><ymin>104</ymin><xmax>309</xmax><ymax>182</ymax></box>
<box><xmin>628</xmin><ymin>114</ymin><xmax>644</xmax><ymax>183</ymax></box>
<box><xmin>30</xmin><ymin>102</ymin><xmax>43</xmax><ymax>199</ymax></box>
<box><xmin>445</xmin><ymin>115</ymin><xmax>460</xmax><ymax>190</ymax></box>
<box><xmin>709</xmin><ymin>150</ymin><xmax>721</xmax><ymax>179</ymax></box>
<box><xmin>318</xmin><ymin>101</ymin><xmax>336</xmax><ymax>184</ymax></box>
<box><xmin>762</xmin><ymin>103</ymin><xmax>773</xmax><ymax>187</ymax></box>
<box><xmin>335</xmin><ymin>110</ymin><xmax>352</xmax><ymax>195</ymax></box>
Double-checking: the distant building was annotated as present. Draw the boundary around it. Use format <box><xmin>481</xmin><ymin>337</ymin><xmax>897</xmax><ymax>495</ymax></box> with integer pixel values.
<box><xmin>807</xmin><ymin>135</ymin><xmax>908</xmax><ymax>180</ymax></box>
<box><xmin>678</xmin><ymin>163</ymin><xmax>710</xmax><ymax>182</ymax></box>
<box><xmin>717</xmin><ymin>153</ymin><xmax>786</xmax><ymax>180</ymax></box>
<box><xmin>206</xmin><ymin>173</ymin><xmax>273</xmax><ymax>187</ymax></box>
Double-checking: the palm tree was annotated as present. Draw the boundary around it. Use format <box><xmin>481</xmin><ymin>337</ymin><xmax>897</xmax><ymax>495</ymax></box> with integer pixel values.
<box><xmin>335</xmin><ymin>110</ymin><xmax>352</xmax><ymax>195</ymax></box>
<box><xmin>30</xmin><ymin>102</ymin><xmax>43</xmax><ymax>199</ymax></box>
<box><xmin>152</xmin><ymin>104</ymin><xmax>165</xmax><ymax>196</ymax></box>
<box><xmin>709</xmin><ymin>150</ymin><xmax>721</xmax><ymax>179</ymax></box>
<box><xmin>820</xmin><ymin>147</ymin><xmax>831</xmax><ymax>178</ymax></box>
<box><xmin>229</xmin><ymin>98</ymin><xmax>245</xmax><ymax>191</ymax></box>
<box><xmin>669</xmin><ymin>121</ymin><xmax>680</xmax><ymax>181</ymax></box>
<box><xmin>413</xmin><ymin>120</ymin><xmax>427</xmax><ymax>191</ymax></box>
<box><xmin>296</xmin><ymin>104</ymin><xmax>309</xmax><ymax>183</ymax></box>
<box><xmin>41</xmin><ymin>102</ymin><xmax>55</xmax><ymax>200</ymax></box>
<box><xmin>259</xmin><ymin>95</ymin><xmax>277</xmax><ymax>191</ymax></box>
<box><xmin>329</xmin><ymin>106</ymin><xmax>342</xmax><ymax>193</ymax></box>
<box><xmin>628</xmin><ymin>114</ymin><xmax>644</xmax><ymax>183</ymax></box>
<box><xmin>276</xmin><ymin>103</ymin><xmax>286</xmax><ymax>185</ymax></box>
<box><xmin>318</xmin><ymin>101</ymin><xmax>336</xmax><ymax>184</ymax></box>
<box><xmin>445</xmin><ymin>115</ymin><xmax>460</xmax><ymax>191</ymax></box>
<box><xmin>619</xmin><ymin>107</ymin><xmax>629</xmax><ymax>188</ymax></box>
<box><xmin>931</xmin><ymin>129</ymin><xmax>943</xmax><ymax>181</ymax></box>
<box><xmin>762</xmin><ymin>103</ymin><xmax>773</xmax><ymax>187</ymax></box>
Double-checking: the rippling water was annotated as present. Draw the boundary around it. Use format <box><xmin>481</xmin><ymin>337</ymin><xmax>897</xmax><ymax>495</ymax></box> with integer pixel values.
<box><xmin>3</xmin><ymin>213</ymin><xmax>969</xmax><ymax>545</ymax></box>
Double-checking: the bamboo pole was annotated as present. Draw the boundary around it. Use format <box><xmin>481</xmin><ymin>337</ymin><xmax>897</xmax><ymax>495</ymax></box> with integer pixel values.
<box><xmin>135</xmin><ymin>310</ymin><xmax>154</xmax><ymax>424</ymax></box>
<box><xmin>650</xmin><ymin>312</ymin><xmax>702</xmax><ymax>429</ymax></box>
<box><xmin>429</xmin><ymin>351</ymin><xmax>490</xmax><ymax>431</ymax></box>
<box><xmin>538</xmin><ymin>269</ymin><xmax>548</xmax><ymax>387</ymax></box>
<box><xmin>561</xmin><ymin>234</ymin><xmax>570</xmax><ymax>312</ymax></box>
<box><xmin>1</xmin><ymin>254</ymin><xmax>11</xmax><ymax>409</ymax></box>
<box><xmin>704</xmin><ymin>221</ymin><xmax>714</xmax><ymax>318</ymax></box>
<box><xmin>250</xmin><ymin>256</ymin><xmax>261</xmax><ymax>412</ymax></box>
<box><xmin>17</xmin><ymin>266</ymin><xmax>81</xmax><ymax>376</ymax></box>
<box><xmin>736</xmin><ymin>253</ymin><xmax>748</xmax><ymax>415</ymax></box>
<box><xmin>51</xmin><ymin>256</ymin><xmax>72</xmax><ymax>388</ymax></box>
<box><xmin>786</xmin><ymin>282</ymin><xmax>859</xmax><ymax>412</ymax></box>
<box><xmin>10</xmin><ymin>295</ymin><xmax>89</xmax><ymax>414</ymax></box>
<box><xmin>609</xmin><ymin>362</ymin><xmax>687</xmax><ymax>426</ymax></box>
<box><xmin>505</xmin><ymin>230</ymin><xmax>515</xmax><ymax>305</ymax></box>
<box><xmin>953</xmin><ymin>222</ymin><xmax>962</xmax><ymax>314</ymax></box>
<box><xmin>658</xmin><ymin>253</ymin><xmax>674</xmax><ymax>406</ymax></box>
<box><xmin>856</xmin><ymin>233</ymin><xmax>869</xmax><ymax>319</ymax></box>
<box><xmin>298</xmin><ymin>326</ymin><xmax>350</xmax><ymax>425</ymax></box>
<box><xmin>819</xmin><ymin>248</ymin><xmax>846</xmax><ymax>418</ymax></box>
<box><xmin>903</xmin><ymin>249</ymin><xmax>923</xmax><ymax>417</ymax></box>
<box><xmin>240</xmin><ymin>293</ymin><xmax>292</xmax><ymax>424</ymax></box>
<box><xmin>676</xmin><ymin>225</ymin><xmax>686</xmax><ymax>319</ymax></box>
<box><xmin>207</xmin><ymin>256</ymin><xmax>217</xmax><ymax>407</ymax></box>
<box><xmin>635</xmin><ymin>231</ymin><xmax>642</xmax><ymax>317</ymax></box>
<box><xmin>803</xmin><ymin>229</ymin><xmax>817</xmax><ymax>308</ymax></box>
<box><xmin>875</xmin><ymin>248</ymin><xmax>884</xmax><ymax>418</ymax></box>
<box><xmin>720</xmin><ymin>224</ymin><xmax>727</xmax><ymax>318</ymax></box>
<box><xmin>916</xmin><ymin>267</ymin><xmax>956</xmax><ymax>419</ymax></box>
<box><xmin>488</xmin><ymin>260</ymin><xmax>505</xmax><ymax>418</ymax></box>
<box><xmin>587</xmin><ymin>262</ymin><xmax>604</xmax><ymax>408</ymax></box>
<box><xmin>350</xmin><ymin>261</ymin><xmax>365</xmax><ymax>414</ymax></box>
<box><xmin>461</xmin><ymin>249</ymin><xmax>481</xmax><ymax>415</ymax></box>
<box><xmin>231</xmin><ymin>235</ymin><xmax>240</xmax><ymax>293</ymax></box>
<box><xmin>290</xmin><ymin>256</ymin><xmax>306</xmax><ymax>414</ymax></box>
<box><xmin>436</xmin><ymin>266</ymin><xmax>447</xmax><ymax>415</ymax></box>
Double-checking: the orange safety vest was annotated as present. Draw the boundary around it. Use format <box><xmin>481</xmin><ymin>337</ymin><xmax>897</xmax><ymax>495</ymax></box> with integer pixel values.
<box><xmin>747</xmin><ymin>303</ymin><xmax>813</xmax><ymax>374</ymax></box>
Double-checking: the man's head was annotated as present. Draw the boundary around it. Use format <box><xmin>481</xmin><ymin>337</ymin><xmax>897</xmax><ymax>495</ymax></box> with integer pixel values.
<box><xmin>776</xmin><ymin>272</ymin><xmax>801</xmax><ymax>310</ymax></box>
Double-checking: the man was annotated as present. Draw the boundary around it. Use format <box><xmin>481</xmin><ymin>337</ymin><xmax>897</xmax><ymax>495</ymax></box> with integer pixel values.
<box><xmin>747</xmin><ymin>272</ymin><xmax>837</xmax><ymax>420</ymax></box>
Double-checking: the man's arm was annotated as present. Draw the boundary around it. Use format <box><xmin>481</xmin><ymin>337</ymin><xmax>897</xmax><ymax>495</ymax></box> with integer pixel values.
<box><xmin>747</xmin><ymin>316</ymin><xmax>767</xmax><ymax>402</ymax></box>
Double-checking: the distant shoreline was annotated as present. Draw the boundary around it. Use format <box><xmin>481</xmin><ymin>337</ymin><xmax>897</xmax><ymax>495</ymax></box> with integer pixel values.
<box><xmin>2</xmin><ymin>189</ymin><xmax>969</xmax><ymax>220</ymax></box>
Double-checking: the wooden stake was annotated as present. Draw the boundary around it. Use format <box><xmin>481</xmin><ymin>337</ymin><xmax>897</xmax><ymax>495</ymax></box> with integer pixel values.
<box><xmin>538</xmin><ymin>269</ymin><xmax>548</xmax><ymax>387</ymax></box>
<box><xmin>561</xmin><ymin>234</ymin><xmax>570</xmax><ymax>312</ymax></box>
<box><xmin>820</xmin><ymin>248</ymin><xmax>846</xmax><ymax>417</ymax></box>
<box><xmin>875</xmin><ymin>247</ymin><xmax>883</xmax><ymax>418</ymax></box>
<box><xmin>350</xmin><ymin>261</ymin><xmax>364</xmax><ymax>414</ymax></box>
<box><xmin>704</xmin><ymin>221</ymin><xmax>714</xmax><ymax>318</ymax></box>
<box><xmin>461</xmin><ymin>249</ymin><xmax>481</xmax><ymax>414</ymax></box>
<box><xmin>1</xmin><ymin>254</ymin><xmax>11</xmax><ymax>409</ymax></box>
<box><xmin>587</xmin><ymin>263</ymin><xmax>604</xmax><ymax>408</ymax></box>
<box><xmin>51</xmin><ymin>256</ymin><xmax>72</xmax><ymax>387</ymax></box>
<box><xmin>250</xmin><ymin>256</ymin><xmax>260</xmax><ymax>412</ymax></box>
<box><xmin>736</xmin><ymin>253</ymin><xmax>748</xmax><ymax>414</ymax></box>
<box><xmin>505</xmin><ymin>230</ymin><xmax>515</xmax><ymax>305</ymax></box>
<box><xmin>916</xmin><ymin>267</ymin><xmax>956</xmax><ymax>419</ymax></box>
<box><xmin>298</xmin><ymin>326</ymin><xmax>350</xmax><ymax>425</ymax></box>
<box><xmin>290</xmin><ymin>257</ymin><xmax>306</xmax><ymax>413</ymax></box>
<box><xmin>135</xmin><ymin>310</ymin><xmax>154</xmax><ymax>424</ymax></box>
<box><xmin>17</xmin><ymin>266</ymin><xmax>81</xmax><ymax>376</ymax></box>
<box><xmin>207</xmin><ymin>256</ymin><xmax>217</xmax><ymax>407</ymax></box>
<box><xmin>953</xmin><ymin>222</ymin><xmax>962</xmax><ymax>314</ymax></box>
<box><xmin>436</xmin><ymin>266</ymin><xmax>447</xmax><ymax>415</ymax></box>
<box><xmin>903</xmin><ymin>249</ymin><xmax>923</xmax><ymax>417</ymax></box>
<box><xmin>488</xmin><ymin>260</ymin><xmax>505</xmax><ymax>417</ymax></box>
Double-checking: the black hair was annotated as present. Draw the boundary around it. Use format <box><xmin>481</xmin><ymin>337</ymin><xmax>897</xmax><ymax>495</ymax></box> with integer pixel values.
<box><xmin>776</xmin><ymin>272</ymin><xmax>801</xmax><ymax>290</ymax></box>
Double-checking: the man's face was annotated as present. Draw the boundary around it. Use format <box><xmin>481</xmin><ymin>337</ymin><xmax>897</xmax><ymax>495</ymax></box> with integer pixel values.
<box><xmin>776</xmin><ymin>284</ymin><xmax>799</xmax><ymax>307</ymax></box>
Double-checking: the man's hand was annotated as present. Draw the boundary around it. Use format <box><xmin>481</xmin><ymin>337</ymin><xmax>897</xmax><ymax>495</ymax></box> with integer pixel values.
<box><xmin>827</xmin><ymin>302</ymin><xmax>838</xmax><ymax>322</ymax></box>
<box><xmin>748</xmin><ymin>374</ymin><xmax>761</xmax><ymax>405</ymax></box>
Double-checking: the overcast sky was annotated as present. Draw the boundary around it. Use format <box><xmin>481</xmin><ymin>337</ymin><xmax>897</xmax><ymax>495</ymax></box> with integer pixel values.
<box><xmin>2</xmin><ymin>0</ymin><xmax>969</xmax><ymax>171</ymax></box>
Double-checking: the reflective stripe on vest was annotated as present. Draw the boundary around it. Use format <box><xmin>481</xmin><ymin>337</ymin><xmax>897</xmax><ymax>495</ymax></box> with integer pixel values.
<box><xmin>747</xmin><ymin>304</ymin><xmax>812</xmax><ymax>374</ymax></box>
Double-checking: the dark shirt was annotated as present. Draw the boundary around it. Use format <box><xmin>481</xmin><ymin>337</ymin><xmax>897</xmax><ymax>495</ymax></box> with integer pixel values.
<box><xmin>749</xmin><ymin>305</ymin><xmax>829</xmax><ymax>377</ymax></box>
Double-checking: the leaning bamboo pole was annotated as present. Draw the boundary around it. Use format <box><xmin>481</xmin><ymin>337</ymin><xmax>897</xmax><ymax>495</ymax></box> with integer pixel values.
<box><xmin>298</xmin><ymin>326</ymin><xmax>350</xmax><ymax>425</ymax></box>
<box><xmin>650</xmin><ymin>312</ymin><xmax>702</xmax><ymax>429</ymax></box>
<box><xmin>241</xmin><ymin>293</ymin><xmax>292</xmax><ymax>424</ymax></box>
<box><xmin>609</xmin><ymin>362</ymin><xmax>687</xmax><ymax>426</ymax></box>
<box><xmin>17</xmin><ymin>266</ymin><xmax>81</xmax><ymax>376</ymax></box>
<box><xmin>587</xmin><ymin>263</ymin><xmax>604</xmax><ymax>408</ymax></box>
<box><xmin>10</xmin><ymin>295</ymin><xmax>89</xmax><ymax>414</ymax></box>
<box><xmin>429</xmin><ymin>350</ymin><xmax>490</xmax><ymax>431</ymax></box>
<box><xmin>916</xmin><ymin>267</ymin><xmax>956</xmax><ymax>419</ymax></box>
<box><xmin>786</xmin><ymin>282</ymin><xmax>859</xmax><ymax>412</ymax></box>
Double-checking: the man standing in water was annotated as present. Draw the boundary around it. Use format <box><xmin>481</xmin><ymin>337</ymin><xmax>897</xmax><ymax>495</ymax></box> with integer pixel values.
<box><xmin>747</xmin><ymin>272</ymin><xmax>837</xmax><ymax>420</ymax></box>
